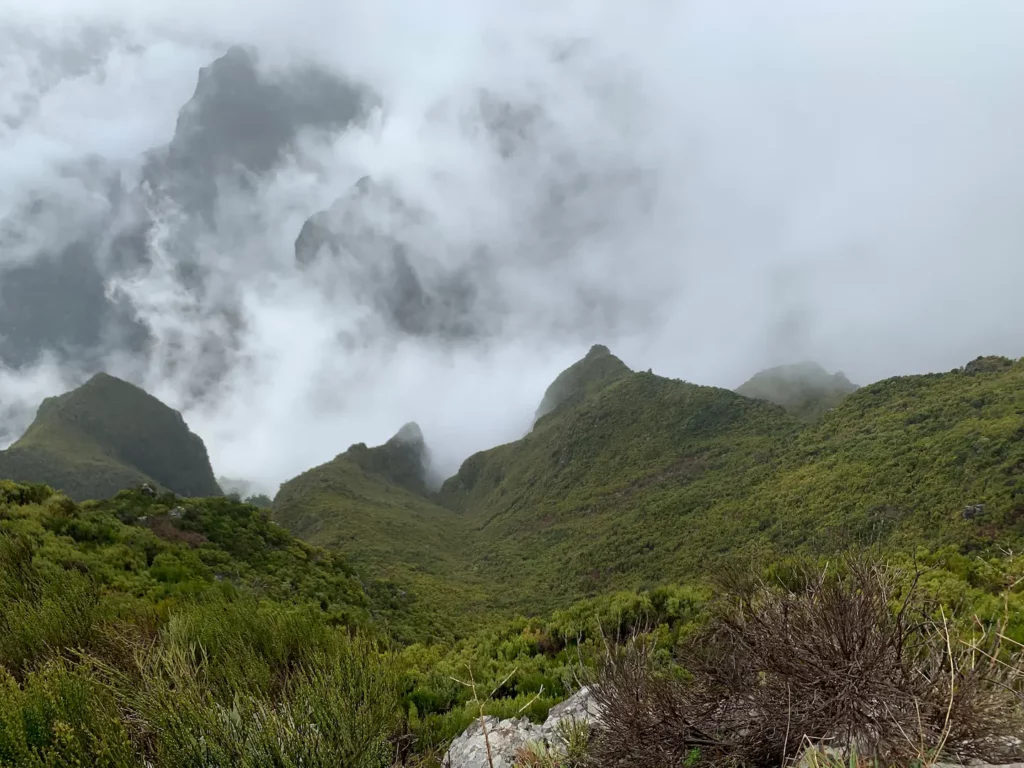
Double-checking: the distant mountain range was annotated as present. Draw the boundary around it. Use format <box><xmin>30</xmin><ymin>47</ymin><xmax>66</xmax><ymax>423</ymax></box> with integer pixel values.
<box><xmin>3</xmin><ymin>348</ymin><xmax>1021</xmax><ymax>640</ymax></box>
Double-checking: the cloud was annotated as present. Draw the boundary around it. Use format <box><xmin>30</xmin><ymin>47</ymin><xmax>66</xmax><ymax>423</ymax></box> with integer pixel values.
<box><xmin>2</xmin><ymin>0</ymin><xmax>1024</xmax><ymax>491</ymax></box>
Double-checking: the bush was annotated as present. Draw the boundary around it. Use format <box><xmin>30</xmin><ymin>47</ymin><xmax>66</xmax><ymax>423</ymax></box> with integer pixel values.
<box><xmin>0</xmin><ymin>661</ymin><xmax>138</xmax><ymax>768</ymax></box>
<box><xmin>96</xmin><ymin>600</ymin><xmax>402</xmax><ymax>768</ymax></box>
<box><xmin>588</xmin><ymin>559</ymin><xmax>1024</xmax><ymax>767</ymax></box>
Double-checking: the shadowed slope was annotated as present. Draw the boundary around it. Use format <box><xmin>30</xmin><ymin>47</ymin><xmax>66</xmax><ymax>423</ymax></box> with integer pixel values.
<box><xmin>0</xmin><ymin>373</ymin><xmax>221</xmax><ymax>501</ymax></box>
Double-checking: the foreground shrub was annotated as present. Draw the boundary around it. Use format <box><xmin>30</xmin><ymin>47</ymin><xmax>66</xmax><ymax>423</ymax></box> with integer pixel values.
<box><xmin>96</xmin><ymin>601</ymin><xmax>402</xmax><ymax>768</ymax></box>
<box><xmin>0</xmin><ymin>661</ymin><xmax>138</xmax><ymax>768</ymax></box>
<box><xmin>589</xmin><ymin>559</ymin><xmax>1024</xmax><ymax>767</ymax></box>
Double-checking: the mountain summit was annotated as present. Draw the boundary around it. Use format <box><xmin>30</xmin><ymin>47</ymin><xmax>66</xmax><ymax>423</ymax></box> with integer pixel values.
<box><xmin>0</xmin><ymin>373</ymin><xmax>221</xmax><ymax>500</ymax></box>
<box><xmin>534</xmin><ymin>344</ymin><xmax>632</xmax><ymax>423</ymax></box>
<box><xmin>736</xmin><ymin>361</ymin><xmax>858</xmax><ymax>420</ymax></box>
<box><xmin>345</xmin><ymin>421</ymin><xmax>432</xmax><ymax>496</ymax></box>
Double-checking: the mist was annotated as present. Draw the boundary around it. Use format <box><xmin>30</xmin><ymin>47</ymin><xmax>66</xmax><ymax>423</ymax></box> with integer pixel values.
<box><xmin>2</xmin><ymin>0</ymin><xmax>1024</xmax><ymax>493</ymax></box>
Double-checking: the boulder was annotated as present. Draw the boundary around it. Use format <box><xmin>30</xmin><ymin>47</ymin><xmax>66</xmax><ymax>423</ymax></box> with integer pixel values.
<box><xmin>541</xmin><ymin>686</ymin><xmax>601</xmax><ymax>742</ymax></box>
<box><xmin>444</xmin><ymin>716</ymin><xmax>544</xmax><ymax>768</ymax></box>
<box><xmin>444</xmin><ymin>688</ymin><xmax>599</xmax><ymax>768</ymax></box>
<box><xmin>963</xmin><ymin>503</ymin><xmax>988</xmax><ymax>520</ymax></box>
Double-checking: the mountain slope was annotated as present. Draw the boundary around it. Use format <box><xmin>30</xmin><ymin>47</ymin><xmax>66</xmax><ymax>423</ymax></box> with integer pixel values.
<box><xmin>0</xmin><ymin>481</ymin><xmax>370</xmax><ymax>618</ymax></box>
<box><xmin>433</xmin><ymin>349</ymin><xmax>1024</xmax><ymax>615</ymax></box>
<box><xmin>738</xmin><ymin>355</ymin><xmax>1024</xmax><ymax>555</ymax></box>
<box><xmin>736</xmin><ymin>361</ymin><xmax>858</xmax><ymax>420</ymax></box>
<box><xmin>439</xmin><ymin>360</ymin><xmax>804</xmax><ymax>612</ymax></box>
<box><xmin>272</xmin><ymin>424</ymin><xmax>490</xmax><ymax>640</ymax></box>
<box><xmin>0</xmin><ymin>373</ymin><xmax>221</xmax><ymax>501</ymax></box>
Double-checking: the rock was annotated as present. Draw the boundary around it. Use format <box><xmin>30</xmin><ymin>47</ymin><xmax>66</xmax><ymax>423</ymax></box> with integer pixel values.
<box><xmin>964</xmin><ymin>356</ymin><xmax>1015</xmax><ymax>376</ymax></box>
<box><xmin>541</xmin><ymin>686</ymin><xmax>601</xmax><ymax>741</ymax></box>
<box><xmin>963</xmin><ymin>503</ymin><xmax>987</xmax><ymax>520</ymax></box>
<box><xmin>444</xmin><ymin>715</ymin><xmax>545</xmax><ymax>768</ymax></box>
<box><xmin>444</xmin><ymin>688</ymin><xmax>599</xmax><ymax>768</ymax></box>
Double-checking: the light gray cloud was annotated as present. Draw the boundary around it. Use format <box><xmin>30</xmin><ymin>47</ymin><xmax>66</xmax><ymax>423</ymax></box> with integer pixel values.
<box><xmin>2</xmin><ymin>0</ymin><xmax>1024</xmax><ymax>493</ymax></box>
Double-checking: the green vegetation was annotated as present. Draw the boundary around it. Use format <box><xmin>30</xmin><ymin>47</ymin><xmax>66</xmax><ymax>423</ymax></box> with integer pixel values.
<box><xmin>3</xmin><ymin>347</ymin><xmax>1024</xmax><ymax>765</ymax></box>
<box><xmin>272</xmin><ymin>347</ymin><xmax>1024</xmax><ymax>630</ymax></box>
<box><xmin>0</xmin><ymin>373</ymin><xmax>221</xmax><ymax>501</ymax></box>
<box><xmin>0</xmin><ymin>482</ymin><xmax>405</xmax><ymax>767</ymax></box>
<box><xmin>273</xmin><ymin>426</ymin><xmax>492</xmax><ymax>642</ymax></box>
<box><xmin>439</xmin><ymin>369</ymin><xmax>805</xmax><ymax>613</ymax></box>
<box><xmin>735</xmin><ymin>360</ymin><xmax>858</xmax><ymax>420</ymax></box>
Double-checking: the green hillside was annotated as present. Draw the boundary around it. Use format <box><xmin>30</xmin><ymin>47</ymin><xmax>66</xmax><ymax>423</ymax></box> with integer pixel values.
<box><xmin>0</xmin><ymin>373</ymin><xmax>221</xmax><ymax>501</ymax></box>
<box><xmin>0</xmin><ymin>481</ymin><xmax>372</xmax><ymax>642</ymax></box>
<box><xmin>434</xmin><ymin>349</ymin><xmax>1024</xmax><ymax>614</ymax></box>
<box><xmin>3</xmin><ymin>351</ymin><xmax>1024</xmax><ymax>766</ymax></box>
<box><xmin>736</xmin><ymin>360</ymin><xmax>858</xmax><ymax>420</ymax></box>
<box><xmin>439</xmin><ymin>365</ymin><xmax>804</xmax><ymax>613</ymax></box>
<box><xmin>272</xmin><ymin>425</ymin><xmax>490</xmax><ymax>641</ymax></box>
<box><xmin>269</xmin><ymin>347</ymin><xmax>1024</xmax><ymax>624</ymax></box>
<box><xmin>739</xmin><ymin>354</ymin><xmax>1024</xmax><ymax>555</ymax></box>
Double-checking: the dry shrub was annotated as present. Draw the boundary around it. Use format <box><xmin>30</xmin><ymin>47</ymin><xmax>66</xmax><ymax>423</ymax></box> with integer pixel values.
<box><xmin>588</xmin><ymin>559</ymin><xmax>1024</xmax><ymax>767</ymax></box>
<box><xmin>587</xmin><ymin>638</ymin><xmax>719</xmax><ymax>767</ymax></box>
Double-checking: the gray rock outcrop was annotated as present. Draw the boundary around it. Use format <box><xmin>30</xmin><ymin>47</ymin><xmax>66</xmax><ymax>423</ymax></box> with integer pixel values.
<box><xmin>444</xmin><ymin>687</ymin><xmax>599</xmax><ymax>768</ymax></box>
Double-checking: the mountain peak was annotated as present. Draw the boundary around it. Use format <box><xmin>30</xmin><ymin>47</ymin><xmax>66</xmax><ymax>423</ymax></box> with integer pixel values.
<box><xmin>0</xmin><ymin>375</ymin><xmax>220</xmax><ymax>500</ymax></box>
<box><xmin>736</xmin><ymin>361</ymin><xmax>858</xmax><ymax>421</ymax></box>
<box><xmin>389</xmin><ymin>421</ymin><xmax>425</xmax><ymax>446</ymax></box>
<box><xmin>342</xmin><ymin>423</ymin><xmax>432</xmax><ymax>496</ymax></box>
<box><xmin>534</xmin><ymin>344</ymin><xmax>632</xmax><ymax>423</ymax></box>
<box><xmin>165</xmin><ymin>46</ymin><xmax>370</xmax><ymax>181</ymax></box>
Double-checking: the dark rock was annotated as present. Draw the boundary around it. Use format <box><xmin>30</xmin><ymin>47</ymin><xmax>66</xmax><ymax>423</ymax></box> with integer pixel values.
<box><xmin>294</xmin><ymin>176</ymin><xmax>477</xmax><ymax>337</ymax></box>
<box><xmin>964</xmin><ymin>356</ymin><xmax>1015</xmax><ymax>376</ymax></box>
<box><xmin>962</xmin><ymin>503</ymin><xmax>987</xmax><ymax>520</ymax></box>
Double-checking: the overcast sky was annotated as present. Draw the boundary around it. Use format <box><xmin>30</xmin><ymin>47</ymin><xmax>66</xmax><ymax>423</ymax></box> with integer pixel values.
<box><xmin>2</xmin><ymin>0</ymin><xmax>1024</xmax><ymax>491</ymax></box>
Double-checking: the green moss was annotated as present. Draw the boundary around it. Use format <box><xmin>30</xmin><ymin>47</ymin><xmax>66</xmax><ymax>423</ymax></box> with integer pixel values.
<box><xmin>0</xmin><ymin>373</ymin><xmax>221</xmax><ymax>501</ymax></box>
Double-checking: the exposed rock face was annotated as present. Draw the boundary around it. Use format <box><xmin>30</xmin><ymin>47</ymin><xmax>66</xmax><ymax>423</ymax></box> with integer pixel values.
<box><xmin>344</xmin><ymin>421</ymin><xmax>432</xmax><ymax>496</ymax></box>
<box><xmin>445</xmin><ymin>687</ymin><xmax>599</xmax><ymax>768</ymax></box>
<box><xmin>294</xmin><ymin>175</ymin><xmax>477</xmax><ymax>338</ymax></box>
<box><xmin>445</xmin><ymin>717</ymin><xmax>545</xmax><ymax>768</ymax></box>
<box><xmin>963</xmin><ymin>503</ymin><xmax>988</xmax><ymax>520</ymax></box>
<box><xmin>0</xmin><ymin>44</ymin><xmax>372</xmax><ymax>379</ymax></box>
<box><xmin>149</xmin><ymin>45</ymin><xmax>371</xmax><ymax>215</ymax></box>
